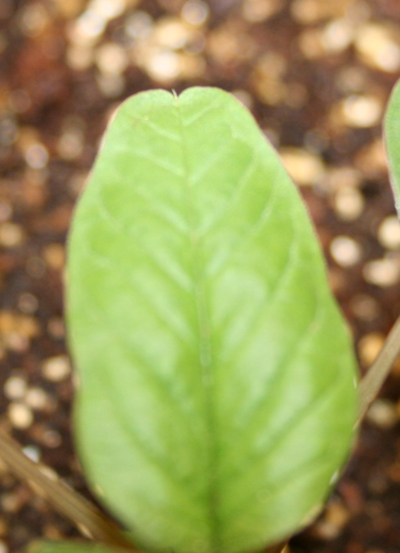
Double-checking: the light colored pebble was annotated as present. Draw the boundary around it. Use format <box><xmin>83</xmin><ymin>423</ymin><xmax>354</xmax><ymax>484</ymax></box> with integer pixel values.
<box><xmin>334</xmin><ymin>187</ymin><xmax>364</xmax><ymax>221</ymax></box>
<box><xmin>25</xmin><ymin>387</ymin><xmax>49</xmax><ymax>410</ymax></box>
<box><xmin>328</xmin><ymin>267</ymin><xmax>346</xmax><ymax>294</ymax></box>
<box><xmin>66</xmin><ymin>45</ymin><xmax>94</xmax><ymax>70</ymax></box>
<box><xmin>42</xmin><ymin>243</ymin><xmax>65</xmax><ymax>270</ymax></box>
<box><xmin>89</xmin><ymin>0</ymin><xmax>126</xmax><ymax>20</ymax></box>
<box><xmin>330</xmin><ymin>235</ymin><xmax>361</xmax><ymax>267</ymax></box>
<box><xmin>95</xmin><ymin>42</ymin><xmax>129</xmax><ymax>74</ymax></box>
<box><xmin>154</xmin><ymin>18</ymin><xmax>189</xmax><ymax>50</ymax></box>
<box><xmin>354</xmin><ymin>139</ymin><xmax>387</xmax><ymax>176</ymax></box>
<box><xmin>291</xmin><ymin>0</ymin><xmax>325</xmax><ymax>23</ymax></box>
<box><xmin>7</xmin><ymin>402</ymin><xmax>33</xmax><ymax>429</ymax></box>
<box><xmin>181</xmin><ymin>0</ymin><xmax>209</xmax><ymax>25</ymax></box>
<box><xmin>0</xmin><ymin>312</ymin><xmax>40</xmax><ymax>341</ymax></box>
<box><xmin>25</xmin><ymin>144</ymin><xmax>49</xmax><ymax>169</ymax></box>
<box><xmin>19</xmin><ymin>3</ymin><xmax>49</xmax><ymax>36</ymax></box>
<box><xmin>57</xmin><ymin>128</ymin><xmax>84</xmax><ymax>160</ymax></box>
<box><xmin>68</xmin><ymin>10</ymin><xmax>106</xmax><ymax>46</ymax></box>
<box><xmin>328</xmin><ymin>166</ymin><xmax>362</xmax><ymax>190</ymax></box>
<box><xmin>178</xmin><ymin>54</ymin><xmax>205</xmax><ymax>79</ymax></box>
<box><xmin>313</xmin><ymin>499</ymin><xmax>350</xmax><ymax>540</ymax></box>
<box><xmin>242</xmin><ymin>0</ymin><xmax>282</xmax><ymax>22</ymax></box>
<box><xmin>280</xmin><ymin>148</ymin><xmax>324</xmax><ymax>186</ymax></box>
<box><xmin>125</xmin><ymin>11</ymin><xmax>153</xmax><ymax>40</ymax></box>
<box><xmin>23</xmin><ymin>445</ymin><xmax>41</xmax><ymax>463</ymax></box>
<box><xmin>4</xmin><ymin>376</ymin><xmax>27</xmax><ymax>400</ymax></box>
<box><xmin>358</xmin><ymin>332</ymin><xmax>384</xmax><ymax>365</ymax></box>
<box><xmin>96</xmin><ymin>73</ymin><xmax>125</xmax><ymax>98</ymax></box>
<box><xmin>97</xmin><ymin>73</ymin><xmax>125</xmax><ymax>97</ymax></box>
<box><xmin>355</xmin><ymin>23</ymin><xmax>400</xmax><ymax>72</ymax></box>
<box><xmin>5</xmin><ymin>334</ymin><xmax>29</xmax><ymax>353</ymax></box>
<box><xmin>52</xmin><ymin>0</ymin><xmax>86</xmax><ymax>18</ymax></box>
<box><xmin>321</xmin><ymin>19</ymin><xmax>354</xmax><ymax>53</ymax></box>
<box><xmin>0</xmin><ymin>223</ymin><xmax>25</xmax><ymax>248</ymax></box>
<box><xmin>1</xmin><ymin>493</ymin><xmax>21</xmax><ymax>513</ymax></box>
<box><xmin>378</xmin><ymin>215</ymin><xmax>400</xmax><ymax>250</ymax></box>
<box><xmin>252</xmin><ymin>52</ymin><xmax>287</xmax><ymax>105</ymax></box>
<box><xmin>366</xmin><ymin>399</ymin><xmax>398</xmax><ymax>429</ymax></box>
<box><xmin>207</xmin><ymin>23</ymin><xmax>255</xmax><ymax>65</ymax></box>
<box><xmin>346</xmin><ymin>1</ymin><xmax>371</xmax><ymax>24</ymax></box>
<box><xmin>42</xmin><ymin>355</ymin><xmax>71</xmax><ymax>382</ymax></box>
<box><xmin>145</xmin><ymin>50</ymin><xmax>180</xmax><ymax>82</ymax></box>
<box><xmin>363</xmin><ymin>256</ymin><xmax>400</xmax><ymax>287</ymax></box>
<box><xmin>340</xmin><ymin>95</ymin><xmax>382</xmax><ymax>128</ymax></box>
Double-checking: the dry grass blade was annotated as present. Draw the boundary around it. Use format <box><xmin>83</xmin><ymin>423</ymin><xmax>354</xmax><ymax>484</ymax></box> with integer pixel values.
<box><xmin>359</xmin><ymin>314</ymin><xmax>400</xmax><ymax>421</ymax></box>
<box><xmin>0</xmin><ymin>429</ymin><xmax>135</xmax><ymax>551</ymax></box>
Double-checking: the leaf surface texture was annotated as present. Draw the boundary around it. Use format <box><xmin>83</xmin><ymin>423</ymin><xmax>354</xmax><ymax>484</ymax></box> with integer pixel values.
<box><xmin>67</xmin><ymin>88</ymin><xmax>358</xmax><ymax>553</ymax></box>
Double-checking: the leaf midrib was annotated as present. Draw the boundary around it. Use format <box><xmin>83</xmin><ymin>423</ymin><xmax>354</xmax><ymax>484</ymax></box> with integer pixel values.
<box><xmin>175</xmin><ymin>94</ymin><xmax>221</xmax><ymax>553</ymax></box>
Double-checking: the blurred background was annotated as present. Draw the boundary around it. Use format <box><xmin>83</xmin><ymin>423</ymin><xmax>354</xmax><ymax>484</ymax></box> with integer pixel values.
<box><xmin>1</xmin><ymin>0</ymin><xmax>400</xmax><ymax>551</ymax></box>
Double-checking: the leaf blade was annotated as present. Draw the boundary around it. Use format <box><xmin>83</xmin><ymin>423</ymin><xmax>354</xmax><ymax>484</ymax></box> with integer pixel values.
<box><xmin>385</xmin><ymin>78</ymin><xmax>400</xmax><ymax>216</ymax></box>
<box><xmin>67</xmin><ymin>87</ymin><xmax>358</xmax><ymax>553</ymax></box>
<box><xmin>28</xmin><ymin>542</ymin><xmax>127</xmax><ymax>553</ymax></box>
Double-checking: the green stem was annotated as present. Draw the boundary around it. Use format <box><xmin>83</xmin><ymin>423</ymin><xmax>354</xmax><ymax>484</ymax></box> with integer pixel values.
<box><xmin>358</xmin><ymin>313</ymin><xmax>400</xmax><ymax>421</ymax></box>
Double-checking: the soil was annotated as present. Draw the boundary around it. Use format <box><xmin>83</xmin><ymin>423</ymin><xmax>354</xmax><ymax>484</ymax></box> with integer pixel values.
<box><xmin>1</xmin><ymin>0</ymin><xmax>400</xmax><ymax>552</ymax></box>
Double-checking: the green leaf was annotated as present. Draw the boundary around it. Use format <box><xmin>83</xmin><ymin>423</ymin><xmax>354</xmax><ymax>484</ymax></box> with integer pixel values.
<box><xmin>67</xmin><ymin>87</ymin><xmax>358</xmax><ymax>553</ymax></box>
<box><xmin>28</xmin><ymin>542</ymin><xmax>124</xmax><ymax>553</ymax></box>
<box><xmin>385</xmin><ymin>78</ymin><xmax>400</xmax><ymax>216</ymax></box>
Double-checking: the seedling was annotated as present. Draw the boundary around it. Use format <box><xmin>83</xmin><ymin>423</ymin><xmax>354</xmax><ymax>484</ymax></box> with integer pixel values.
<box><xmin>2</xmin><ymin>84</ymin><xmax>400</xmax><ymax>553</ymax></box>
<box><xmin>67</xmin><ymin>87</ymin><xmax>358</xmax><ymax>553</ymax></box>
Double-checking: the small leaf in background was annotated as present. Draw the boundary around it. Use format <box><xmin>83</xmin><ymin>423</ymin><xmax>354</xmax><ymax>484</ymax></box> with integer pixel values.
<box><xmin>29</xmin><ymin>542</ymin><xmax>125</xmax><ymax>553</ymax></box>
<box><xmin>67</xmin><ymin>87</ymin><xmax>358</xmax><ymax>553</ymax></box>
<box><xmin>384</xmin><ymin>77</ymin><xmax>400</xmax><ymax>217</ymax></box>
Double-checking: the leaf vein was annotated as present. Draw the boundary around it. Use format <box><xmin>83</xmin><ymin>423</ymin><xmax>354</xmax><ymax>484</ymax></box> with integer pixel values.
<box><xmin>224</xmin><ymin>368</ymin><xmax>344</xmax><ymax>523</ymax></box>
<box><xmin>182</xmin><ymin>99</ymin><xmax>223</xmax><ymax>127</ymax></box>
<box><xmin>94</xmin><ymin>192</ymin><xmax>192</xmax><ymax>293</ymax></box>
